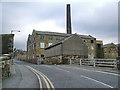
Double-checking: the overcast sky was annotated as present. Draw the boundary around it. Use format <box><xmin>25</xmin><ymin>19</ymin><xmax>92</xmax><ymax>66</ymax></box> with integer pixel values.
<box><xmin>1</xmin><ymin>0</ymin><xmax>118</xmax><ymax>51</ymax></box>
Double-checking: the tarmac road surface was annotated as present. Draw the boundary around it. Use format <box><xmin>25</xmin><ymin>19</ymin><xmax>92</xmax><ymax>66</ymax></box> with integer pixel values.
<box><xmin>2</xmin><ymin>59</ymin><xmax>120</xmax><ymax>89</ymax></box>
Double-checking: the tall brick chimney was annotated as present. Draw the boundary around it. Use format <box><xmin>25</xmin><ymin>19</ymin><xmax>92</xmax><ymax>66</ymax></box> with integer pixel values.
<box><xmin>66</xmin><ymin>4</ymin><xmax>72</xmax><ymax>34</ymax></box>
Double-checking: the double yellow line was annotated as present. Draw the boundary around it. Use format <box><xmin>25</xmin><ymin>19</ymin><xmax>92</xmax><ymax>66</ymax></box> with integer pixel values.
<box><xmin>26</xmin><ymin>66</ymin><xmax>55</xmax><ymax>89</ymax></box>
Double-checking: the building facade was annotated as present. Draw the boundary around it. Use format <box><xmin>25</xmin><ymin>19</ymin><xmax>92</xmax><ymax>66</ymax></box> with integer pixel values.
<box><xmin>103</xmin><ymin>43</ymin><xmax>118</xmax><ymax>59</ymax></box>
<box><xmin>14</xmin><ymin>49</ymin><xmax>27</xmax><ymax>61</ymax></box>
<box><xmin>27</xmin><ymin>30</ymin><xmax>70</xmax><ymax>63</ymax></box>
<box><xmin>96</xmin><ymin>40</ymin><xmax>104</xmax><ymax>58</ymax></box>
<box><xmin>27</xmin><ymin>30</ymin><xmax>102</xmax><ymax>64</ymax></box>
<box><xmin>44</xmin><ymin>34</ymin><xmax>88</xmax><ymax>64</ymax></box>
<box><xmin>0</xmin><ymin>34</ymin><xmax>14</xmax><ymax>56</ymax></box>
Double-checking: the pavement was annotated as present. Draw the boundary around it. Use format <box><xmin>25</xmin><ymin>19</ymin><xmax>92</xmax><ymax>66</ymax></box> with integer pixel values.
<box><xmin>2</xmin><ymin>64</ymin><xmax>39</xmax><ymax>88</ymax></box>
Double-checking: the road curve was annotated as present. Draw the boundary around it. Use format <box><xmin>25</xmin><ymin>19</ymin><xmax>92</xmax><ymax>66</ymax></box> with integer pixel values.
<box><xmin>31</xmin><ymin>65</ymin><xmax>119</xmax><ymax>88</ymax></box>
<box><xmin>11</xmin><ymin>60</ymin><xmax>119</xmax><ymax>88</ymax></box>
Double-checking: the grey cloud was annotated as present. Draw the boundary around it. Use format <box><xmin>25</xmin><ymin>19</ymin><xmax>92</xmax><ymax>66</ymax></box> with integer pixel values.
<box><xmin>1</xmin><ymin>2</ymin><xmax>118</xmax><ymax>50</ymax></box>
<box><xmin>71</xmin><ymin>2</ymin><xmax>118</xmax><ymax>42</ymax></box>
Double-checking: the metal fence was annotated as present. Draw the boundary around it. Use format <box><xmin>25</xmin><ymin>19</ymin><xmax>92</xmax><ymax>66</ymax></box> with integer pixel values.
<box><xmin>69</xmin><ymin>58</ymin><xmax>117</xmax><ymax>68</ymax></box>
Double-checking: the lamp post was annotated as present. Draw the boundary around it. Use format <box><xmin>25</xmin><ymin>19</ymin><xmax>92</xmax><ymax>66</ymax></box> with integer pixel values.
<box><xmin>11</xmin><ymin>30</ymin><xmax>20</xmax><ymax>64</ymax></box>
<box><xmin>11</xmin><ymin>30</ymin><xmax>20</xmax><ymax>34</ymax></box>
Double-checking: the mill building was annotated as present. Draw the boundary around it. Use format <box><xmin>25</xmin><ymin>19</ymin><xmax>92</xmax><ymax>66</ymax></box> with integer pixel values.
<box><xmin>27</xmin><ymin>4</ymin><xmax>103</xmax><ymax>64</ymax></box>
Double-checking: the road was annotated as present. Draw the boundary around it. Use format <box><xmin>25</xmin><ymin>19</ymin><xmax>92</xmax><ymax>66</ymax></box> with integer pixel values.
<box><xmin>3</xmin><ymin>59</ymin><xmax>120</xmax><ymax>89</ymax></box>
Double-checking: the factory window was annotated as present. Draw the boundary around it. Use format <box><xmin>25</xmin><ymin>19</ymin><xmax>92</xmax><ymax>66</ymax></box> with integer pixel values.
<box><xmin>40</xmin><ymin>43</ymin><xmax>45</xmax><ymax>48</ymax></box>
<box><xmin>41</xmin><ymin>54</ymin><xmax>44</xmax><ymax>58</ymax></box>
<box><xmin>40</xmin><ymin>36</ymin><xmax>45</xmax><ymax>40</ymax></box>
<box><xmin>48</xmin><ymin>43</ymin><xmax>52</xmax><ymax>46</ymax></box>
<box><xmin>48</xmin><ymin>36</ymin><xmax>53</xmax><ymax>40</ymax></box>
<box><xmin>56</xmin><ymin>37</ymin><xmax>60</xmax><ymax>40</ymax></box>
<box><xmin>97</xmin><ymin>44</ymin><xmax>101</xmax><ymax>48</ymax></box>
<box><xmin>91</xmin><ymin>40</ymin><xmax>94</xmax><ymax>43</ymax></box>
<box><xmin>84</xmin><ymin>40</ymin><xmax>87</xmax><ymax>42</ymax></box>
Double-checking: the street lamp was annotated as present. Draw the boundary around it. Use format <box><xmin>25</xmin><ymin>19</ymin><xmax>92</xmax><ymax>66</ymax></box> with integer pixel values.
<box><xmin>11</xmin><ymin>30</ymin><xmax>20</xmax><ymax>34</ymax></box>
<box><xmin>10</xmin><ymin>30</ymin><xmax>20</xmax><ymax>64</ymax></box>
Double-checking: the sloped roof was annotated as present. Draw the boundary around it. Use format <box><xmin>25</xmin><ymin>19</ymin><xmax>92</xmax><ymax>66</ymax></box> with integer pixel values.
<box><xmin>45</xmin><ymin>34</ymin><xmax>84</xmax><ymax>50</ymax></box>
<box><xmin>0</xmin><ymin>34</ymin><xmax>14</xmax><ymax>36</ymax></box>
<box><xmin>32</xmin><ymin>30</ymin><xmax>95</xmax><ymax>39</ymax></box>
<box><xmin>33</xmin><ymin>30</ymin><xmax>70</xmax><ymax>36</ymax></box>
<box><xmin>79</xmin><ymin>34</ymin><xmax>95</xmax><ymax>39</ymax></box>
<box><xmin>103</xmin><ymin>43</ymin><xmax>117</xmax><ymax>47</ymax></box>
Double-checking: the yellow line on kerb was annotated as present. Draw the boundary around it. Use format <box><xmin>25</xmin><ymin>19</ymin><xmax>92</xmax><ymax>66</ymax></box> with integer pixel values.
<box><xmin>26</xmin><ymin>66</ymin><xmax>55</xmax><ymax>89</ymax></box>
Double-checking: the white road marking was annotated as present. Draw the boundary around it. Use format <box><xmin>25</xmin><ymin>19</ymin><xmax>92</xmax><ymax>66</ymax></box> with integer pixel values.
<box><xmin>44</xmin><ymin>65</ymin><xmax>70</xmax><ymax>73</ymax></box>
<box><xmin>80</xmin><ymin>75</ymin><xmax>114</xmax><ymax>88</ymax></box>
<box><xmin>59</xmin><ymin>65</ymin><xmax>120</xmax><ymax>76</ymax></box>
<box><xmin>43</xmin><ymin>65</ymin><xmax>51</xmax><ymax>68</ymax></box>
<box><xmin>54</xmin><ymin>67</ymin><xmax>70</xmax><ymax>73</ymax></box>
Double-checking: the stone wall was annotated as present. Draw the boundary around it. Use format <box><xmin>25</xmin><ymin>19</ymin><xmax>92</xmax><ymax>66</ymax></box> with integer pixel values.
<box><xmin>103</xmin><ymin>43</ymin><xmax>118</xmax><ymax>59</ymax></box>
<box><xmin>2</xmin><ymin>59</ymin><xmax>11</xmax><ymax>80</ymax></box>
